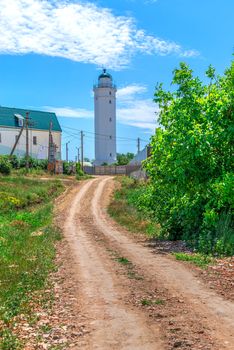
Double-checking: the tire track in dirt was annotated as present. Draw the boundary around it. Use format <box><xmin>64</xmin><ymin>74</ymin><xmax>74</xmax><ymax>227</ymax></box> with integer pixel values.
<box><xmin>64</xmin><ymin>178</ymin><xmax>164</xmax><ymax>350</ymax></box>
<box><xmin>89</xmin><ymin>176</ymin><xmax>234</xmax><ymax>349</ymax></box>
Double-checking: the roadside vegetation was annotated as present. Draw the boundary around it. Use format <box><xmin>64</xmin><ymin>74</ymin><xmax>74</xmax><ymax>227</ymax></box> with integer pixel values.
<box><xmin>110</xmin><ymin>61</ymin><xmax>233</xmax><ymax>257</ymax></box>
<box><xmin>108</xmin><ymin>176</ymin><xmax>160</xmax><ymax>237</ymax></box>
<box><xmin>0</xmin><ymin>155</ymin><xmax>91</xmax><ymax>181</ymax></box>
<box><xmin>142</xmin><ymin>60</ymin><xmax>234</xmax><ymax>256</ymax></box>
<box><xmin>173</xmin><ymin>253</ymin><xmax>213</xmax><ymax>268</ymax></box>
<box><xmin>0</xmin><ymin>176</ymin><xmax>63</xmax><ymax>348</ymax></box>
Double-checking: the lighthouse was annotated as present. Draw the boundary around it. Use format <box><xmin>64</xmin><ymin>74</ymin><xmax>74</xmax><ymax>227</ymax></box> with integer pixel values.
<box><xmin>93</xmin><ymin>69</ymin><xmax>117</xmax><ymax>165</ymax></box>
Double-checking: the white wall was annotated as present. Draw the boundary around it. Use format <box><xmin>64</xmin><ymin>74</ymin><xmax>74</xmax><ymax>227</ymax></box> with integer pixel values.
<box><xmin>94</xmin><ymin>83</ymin><xmax>117</xmax><ymax>165</ymax></box>
<box><xmin>0</xmin><ymin>127</ymin><xmax>61</xmax><ymax>160</ymax></box>
<box><xmin>129</xmin><ymin>147</ymin><xmax>148</xmax><ymax>165</ymax></box>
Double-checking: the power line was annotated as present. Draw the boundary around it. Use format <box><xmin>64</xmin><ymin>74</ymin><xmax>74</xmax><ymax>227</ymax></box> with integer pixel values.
<box><xmin>61</xmin><ymin>125</ymin><xmax>149</xmax><ymax>143</ymax></box>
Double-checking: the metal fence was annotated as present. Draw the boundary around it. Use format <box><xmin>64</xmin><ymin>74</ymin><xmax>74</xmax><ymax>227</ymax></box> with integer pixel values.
<box><xmin>83</xmin><ymin>165</ymin><xmax>141</xmax><ymax>176</ymax></box>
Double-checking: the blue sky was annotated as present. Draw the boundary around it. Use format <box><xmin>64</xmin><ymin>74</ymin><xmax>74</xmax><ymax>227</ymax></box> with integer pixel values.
<box><xmin>0</xmin><ymin>0</ymin><xmax>233</xmax><ymax>161</ymax></box>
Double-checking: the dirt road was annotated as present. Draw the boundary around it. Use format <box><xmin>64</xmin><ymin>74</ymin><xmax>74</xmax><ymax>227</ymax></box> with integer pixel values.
<box><xmin>57</xmin><ymin>176</ymin><xmax>234</xmax><ymax>350</ymax></box>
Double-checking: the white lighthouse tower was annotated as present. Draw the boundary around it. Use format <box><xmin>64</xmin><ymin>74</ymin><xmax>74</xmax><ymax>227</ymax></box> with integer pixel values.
<box><xmin>93</xmin><ymin>69</ymin><xmax>117</xmax><ymax>165</ymax></box>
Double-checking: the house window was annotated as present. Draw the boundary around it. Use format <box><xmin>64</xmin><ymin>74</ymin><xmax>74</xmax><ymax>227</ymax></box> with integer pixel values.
<box><xmin>109</xmin><ymin>100</ymin><xmax>112</xmax><ymax>104</ymax></box>
<box><xmin>18</xmin><ymin>118</ymin><xmax>23</xmax><ymax>127</ymax></box>
<box><xmin>14</xmin><ymin>114</ymin><xmax>24</xmax><ymax>127</ymax></box>
<box><xmin>33</xmin><ymin>136</ymin><xmax>37</xmax><ymax>145</ymax></box>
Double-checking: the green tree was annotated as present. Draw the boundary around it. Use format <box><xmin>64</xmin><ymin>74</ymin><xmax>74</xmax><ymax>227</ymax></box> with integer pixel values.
<box><xmin>144</xmin><ymin>61</ymin><xmax>234</xmax><ymax>255</ymax></box>
<box><xmin>116</xmin><ymin>152</ymin><xmax>134</xmax><ymax>165</ymax></box>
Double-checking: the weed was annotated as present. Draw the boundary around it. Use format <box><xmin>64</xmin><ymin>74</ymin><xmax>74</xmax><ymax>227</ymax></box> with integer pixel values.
<box><xmin>141</xmin><ymin>298</ymin><xmax>165</xmax><ymax>306</ymax></box>
<box><xmin>116</xmin><ymin>257</ymin><xmax>130</xmax><ymax>265</ymax></box>
<box><xmin>153</xmin><ymin>299</ymin><xmax>165</xmax><ymax>305</ymax></box>
<box><xmin>141</xmin><ymin>299</ymin><xmax>151</xmax><ymax>306</ymax></box>
<box><xmin>40</xmin><ymin>324</ymin><xmax>52</xmax><ymax>333</ymax></box>
<box><xmin>173</xmin><ymin>252</ymin><xmax>213</xmax><ymax>268</ymax></box>
<box><xmin>76</xmin><ymin>174</ymin><xmax>93</xmax><ymax>180</ymax></box>
<box><xmin>0</xmin><ymin>329</ymin><xmax>22</xmax><ymax>350</ymax></box>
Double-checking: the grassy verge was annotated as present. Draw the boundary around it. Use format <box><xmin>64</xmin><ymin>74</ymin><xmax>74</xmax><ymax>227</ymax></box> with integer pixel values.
<box><xmin>0</xmin><ymin>176</ymin><xmax>64</xmax><ymax>349</ymax></box>
<box><xmin>108</xmin><ymin>176</ymin><xmax>215</xmax><ymax>269</ymax></box>
<box><xmin>76</xmin><ymin>174</ymin><xmax>93</xmax><ymax>181</ymax></box>
<box><xmin>108</xmin><ymin>176</ymin><xmax>160</xmax><ymax>238</ymax></box>
<box><xmin>173</xmin><ymin>252</ymin><xmax>213</xmax><ymax>268</ymax></box>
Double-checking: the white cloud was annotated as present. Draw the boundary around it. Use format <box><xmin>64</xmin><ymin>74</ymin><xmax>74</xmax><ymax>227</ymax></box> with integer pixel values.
<box><xmin>117</xmin><ymin>84</ymin><xmax>147</xmax><ymax>99</ymax></box>
<box><xmin>44</xmin><ymin>106</ymin><xmax>93</xmax><ymax>119</ymax></box>
<box><xmin>144</xmin><ymin>0</ymin><xmax>158</xmax><ymax>4</ymax></box>
<box><xmin>117</xmin><ymin>98</ymin><xmax>158</xmax><ymax>131</ymax></box>
<box><xmin>0</xmin><ymin>0</ymin><xmax>199</xmax><ymax>69</ymax></box>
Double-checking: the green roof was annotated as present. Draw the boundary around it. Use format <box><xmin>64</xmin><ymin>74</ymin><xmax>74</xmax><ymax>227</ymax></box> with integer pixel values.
<box><xmin>0</xmin><ymin>106</ymin><xmax>62</xmax><ymax>132</ymax></box>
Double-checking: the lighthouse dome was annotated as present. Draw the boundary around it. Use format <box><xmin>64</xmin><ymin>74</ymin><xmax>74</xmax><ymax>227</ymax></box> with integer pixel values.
<box><xmin>98</xmin><ymin>69</ymin><xmax>112</xmax><ymax>80</ymax></box>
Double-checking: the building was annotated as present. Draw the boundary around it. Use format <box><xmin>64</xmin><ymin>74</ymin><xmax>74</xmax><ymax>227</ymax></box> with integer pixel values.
<box><xmin>93</xmin><ymin>69</ymin><xmax>117</xmax><ymax>165</ymax></box>
<box><xmin>129</xmin><ymin>146</ymin><xmax>152</xmax><ymax>165</ymax></box>
<box><xmin>0</xmin><ymin>106</ymin><xmax>62</xmax><ymax>160</ymax></box>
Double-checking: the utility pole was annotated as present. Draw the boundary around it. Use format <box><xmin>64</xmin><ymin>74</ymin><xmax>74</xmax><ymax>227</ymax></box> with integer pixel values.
<box><xmin>66</xmin><ymin>141</ymin><xmax>70</xmax><ymax>161</ymax></box>
<box><xmin>48</xmin><ymin>120</ymin><xmax>53</xmax><ymax>161</ymax></box>
<box><xmin>76</xmin><ymin>147</ymin><xmax>80</xmax><ymax>163</ymax></box>
<box><xmin>137</xmin><ymin>137</ymin><xmax>140</xmax><ymax>154</ymax></box>
<box><xmin>25</xmin><ymin>112</ymin><xmax>29</xmax><ymax>171</ymax></box>
<box><xmin>81</xmin><ymin>131</ymin><xmax>84</xmax><ymax>170</ymax></box>
<box><xmin>10</xmin><ymin>122</ymin><xmax>24</xmax><ymax>156</ymax></box>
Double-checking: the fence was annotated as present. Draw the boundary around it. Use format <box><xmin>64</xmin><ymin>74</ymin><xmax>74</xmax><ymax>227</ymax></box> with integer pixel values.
<box><xmin>83</xmin><ymin>164</ymin><xmax>141</xmax><ymax>176</ymax></box>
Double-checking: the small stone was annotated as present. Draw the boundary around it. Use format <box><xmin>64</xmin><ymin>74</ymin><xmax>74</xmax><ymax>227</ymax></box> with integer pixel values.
<box><xmin>173</xmin><ymin>341</ymin><xmax>182</xmax><ymax>348</ymax></box>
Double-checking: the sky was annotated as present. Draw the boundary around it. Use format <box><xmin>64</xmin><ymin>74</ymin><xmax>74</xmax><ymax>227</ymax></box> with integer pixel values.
<box><xmin>0</xmin><ymin>0</ymin><xmax>233</xmax><ymax>161</ymax></box>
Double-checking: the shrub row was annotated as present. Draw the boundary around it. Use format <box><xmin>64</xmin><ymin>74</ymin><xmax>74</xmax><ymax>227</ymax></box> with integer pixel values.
<box><xmin>141</xmin><ymin>61</ymin><xmax>234</xmax><ymax>256</ymax></box>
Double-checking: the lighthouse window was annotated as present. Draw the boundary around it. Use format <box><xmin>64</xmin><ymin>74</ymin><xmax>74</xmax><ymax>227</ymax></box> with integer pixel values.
<box><xmin>110</xmin><ymin>153</ymin><xmax>112</xmax><ymax>157</ymax></box>
<box><xmin>109</xmin><ymin>135</ymin><xmax>112</xmax><ymax>139</ymax></box>
<box><xmin>109</xmin><ymin>91</ymin><xmax>111</xmax><ymax>95</ymax></box>
<box><xmin>109</xmin><ymin>117</ymin><xmax>112</xmax><ymax>122</ymax></box>
<box><xmin>109</xmin><ymin>100</ymin><xmax>112</xmax><ymax>104</ymax></box>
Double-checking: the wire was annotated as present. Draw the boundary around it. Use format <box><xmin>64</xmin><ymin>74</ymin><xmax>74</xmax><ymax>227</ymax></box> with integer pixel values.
<box><xmin>61</xmin><ymin>125</ymin><xmax>149</xmax><ymax>143</ymax></box>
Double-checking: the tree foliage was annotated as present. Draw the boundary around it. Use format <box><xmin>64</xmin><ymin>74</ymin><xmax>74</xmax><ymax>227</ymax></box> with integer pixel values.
<box><xmin>116</xmin><ymin>152</ymin><xmax>134</xmax><ymax>165</ymax></box>
<box><xmin>143</xmin><ymin>61</ymin><xmax>234</xmax><ymax>255</ymax></box>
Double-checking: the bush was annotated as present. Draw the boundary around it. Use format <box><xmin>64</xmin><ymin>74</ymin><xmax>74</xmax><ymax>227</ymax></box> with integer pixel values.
<box><xmin>76</xmin><ymin>162</ymin><xmax>84</xmax><ymax>176</ymax></box>
<box><xmin>142</xmin><ymin>60</ymin><xmax>234</xmax><ymax>255</ymax></box>
<box><xmin>8</xmin><ymin>155</ymin><xmax>20</xmax><ymax>169</ymax></box>
<box><xmin>0</xmin><ymin>156</ymin><xmax>12</xmax><ymax>175</ymax></box>
<box><xmin>63</xmin><ymin>161</ymin><xmax>75</xmax><ymax>175</ymax></box>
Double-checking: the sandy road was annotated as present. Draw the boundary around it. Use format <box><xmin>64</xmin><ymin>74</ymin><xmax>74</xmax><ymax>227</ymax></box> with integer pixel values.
<box><xmin>60</xmin><ymin>176</ymin><xmax>234</xmax><ymax>350</ymax></box>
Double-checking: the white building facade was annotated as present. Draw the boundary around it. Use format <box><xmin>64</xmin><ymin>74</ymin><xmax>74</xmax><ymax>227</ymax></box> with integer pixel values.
<box><xmin>93</xmin><ymin>69</ymin><xmax>117</xmax><ymax>165</ymax></box>
<box><xmin>0</xmin><ymin>107</ymin><xmax>62</xmax><ymax>160</ymax></box>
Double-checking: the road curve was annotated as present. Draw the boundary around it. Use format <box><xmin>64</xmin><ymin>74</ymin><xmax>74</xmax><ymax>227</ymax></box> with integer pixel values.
<box><xmin>61</xmin><ymin>176</ymin><xmax>234</xmax><ymax>350</ymax></box>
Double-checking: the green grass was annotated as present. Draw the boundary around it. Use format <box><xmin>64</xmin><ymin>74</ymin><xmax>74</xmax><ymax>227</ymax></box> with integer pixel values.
<box><xmin>108</xmin><ymin>177</ymin><xmax>160</xmax><ymax>238</ymax></box>
<box><xmin>115</xmin><ymin>256</ymin><xmax>131</xmax><ymax>265</ymax></box>
<box><xmin>76</xmin><ymin>174</ymin><xmax>93</xmax><ymax>181</ymax></box>
<box><xmin>173</xmin><ymin>252</ymin><xmax>213</xmax><ymax>268</ymax></box>
<box><xmin>0</xmin><ymin>176</ymin><xmax>64</xmax><ymax>348</ymax></box>
<box><xmin>141</xmin><ymin>299</ymin><xmax>165</xmax><ymax>306</ymax></box>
